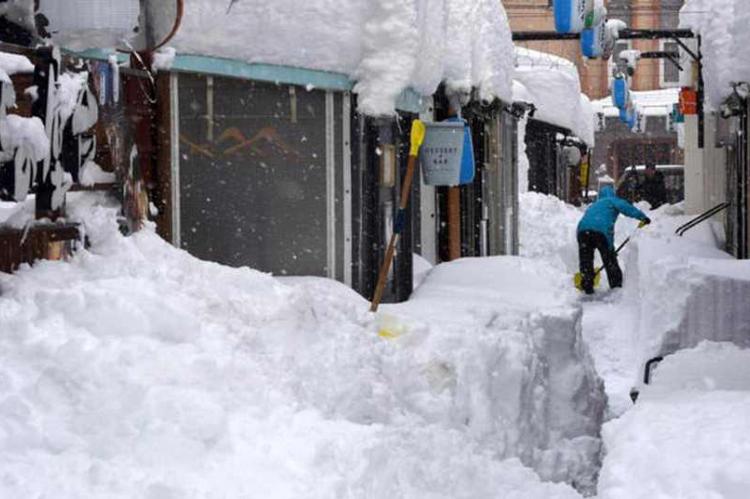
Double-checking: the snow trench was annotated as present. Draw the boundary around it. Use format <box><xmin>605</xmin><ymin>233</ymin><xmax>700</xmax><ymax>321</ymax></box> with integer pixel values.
<box><xmin>386</xmin><ymin>256</ymin><xmax>606</xmax><ymax>494</ymax></box>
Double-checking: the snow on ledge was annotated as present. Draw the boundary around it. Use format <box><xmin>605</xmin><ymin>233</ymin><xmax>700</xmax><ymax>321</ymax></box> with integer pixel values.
<box><xmin>169</xmin><ymin>0</ymin><xmax>514</xmax><ymax>116</ymax></box>
<box><xmin>0</xmin><ymin>52</ymin><xmax>34</xmax><ymax>76</ymax></box>
<box><xmin>593</xmin><ymin>88</ymin><xmax>679</xmax><ymax>119</ymax></box>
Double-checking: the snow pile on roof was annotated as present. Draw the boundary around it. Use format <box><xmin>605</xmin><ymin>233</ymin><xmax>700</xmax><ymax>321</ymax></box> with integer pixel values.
<box><xmin>593</xmin><ymin>88</ymin><xmax>679</xmax><ymax>118</ymax></box>
<box><xmin>680</xmin><ymin>0</ymin><xmax>750</xmax><ymax>107</ymax></box>
<box><xmin>513</xmin><ymin>48</ymin><xmax>594</xmax><ymax>145</ymax></box>
<box><xmin>597</xmin><ymin>341</ymin><xmax>750</xmax><ymax>499</ymax></box>
<box><xmin>0</xmin><ymin>193</ymin><xmax>595</xmax><ymax>498</ymax></box>
<box><xmin>169</xmin><ymin>0</ymin><xmax>514</xmax><ymax>116</ymax></box>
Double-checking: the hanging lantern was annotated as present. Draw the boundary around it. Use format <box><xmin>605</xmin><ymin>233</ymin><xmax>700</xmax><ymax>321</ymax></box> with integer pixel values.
<box><xmin>619</xmin><ymin>105</ymin><xmax>636</xmax><ymax>129</ymax></box>
<box><xmin>581</xmin><ymin>17</ymin><xmax>617</xmax><ymax>59</ymax></box>
<box><xmin>612</xmin><ymin>76</ymin><xmax>629</xmax><ymax>110</ymax></box>
<box><xmin>554</xmin><ymin>0</ymin><xmax>592</xmax><ymax>34</ymax></box>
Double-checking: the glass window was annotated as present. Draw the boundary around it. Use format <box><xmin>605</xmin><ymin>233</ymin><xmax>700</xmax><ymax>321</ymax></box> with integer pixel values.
<box><xmin>177</xmin><ymin>74</ymin><xmax>331</xmax><ymax>276</ymax></box>
<box><xmin>661</xmin><ymin>41</ymin><xmax>681</xmax><ymax>87</ymax></box>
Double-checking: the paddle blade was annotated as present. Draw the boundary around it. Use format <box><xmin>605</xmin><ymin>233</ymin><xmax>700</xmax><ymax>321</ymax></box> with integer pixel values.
<box><xmin>409</xmin><ymin>119</ymin><xmax>426</xmax><ymax>157</ymax></box>
<box><xmin>573</xmin><ymin>271</ymin><xmax>602</xmax><ymax>290</ymax></box>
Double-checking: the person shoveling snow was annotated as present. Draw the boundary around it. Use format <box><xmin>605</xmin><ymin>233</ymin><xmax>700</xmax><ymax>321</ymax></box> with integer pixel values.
<box><xmin>576</xmin><ymin>185</ymin><xmax>650</xmax><ymax>294</ymax></box>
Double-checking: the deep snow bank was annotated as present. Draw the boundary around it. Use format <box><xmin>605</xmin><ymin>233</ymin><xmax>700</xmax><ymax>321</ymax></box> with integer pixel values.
<box><xmin>623</xmin><ymin>205</ymin><xmax>750</xmax><ymax>385</ymax></box>
<box><xmin>0</xmin><ymin>194</ymin><xmax>586</xmax><ymax>498</ymax></box>
<box><xmin>386</xmin><ymin>256</ymin><xmax>606</xmax><ymax>493</ymax></box>
<box><xmin>598</xmin><ymin>341</ymin><xmax>750</xmax><ymax>499</ymax></box>
<box><xmin>518</xmin><ymin>192</ymin><xmax>583</xmax><ymax>274</ymax></box>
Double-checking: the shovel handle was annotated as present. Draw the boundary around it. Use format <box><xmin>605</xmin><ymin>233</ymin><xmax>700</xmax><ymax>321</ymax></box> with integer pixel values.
<box><xmin>370</xmin><ymin>120</ymin><xmax>425</xmax><ymax>313</ymax></box>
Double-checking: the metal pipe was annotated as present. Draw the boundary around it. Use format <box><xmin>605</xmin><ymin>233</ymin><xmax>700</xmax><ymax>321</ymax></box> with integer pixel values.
<box><xmin>512</xmin><ymin>28</ymin><xmax>695</xmax><ymax>42</ymax></box>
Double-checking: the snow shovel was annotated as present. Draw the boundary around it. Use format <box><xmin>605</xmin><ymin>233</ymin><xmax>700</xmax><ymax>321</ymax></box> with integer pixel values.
<box><xmin>370</xmin><ymin>119</ymin><xmax>426</xmax><ymax>313</ymax></box>
<box><xmin>573</xmin><ymin>221</ymin><xmax>647</xmax><ymax>291</ymax></box>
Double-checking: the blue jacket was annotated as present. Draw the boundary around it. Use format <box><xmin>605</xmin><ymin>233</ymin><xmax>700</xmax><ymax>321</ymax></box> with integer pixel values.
<box><xmin>577</xmin><ymin>185</ymin><xmax>648</xmax><ymax>248</ymax></box>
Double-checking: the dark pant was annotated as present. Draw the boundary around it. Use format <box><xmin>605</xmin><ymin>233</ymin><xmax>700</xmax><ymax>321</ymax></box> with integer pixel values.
<box><xmin>577</xmin><ymin>230</ymin><xmax>622</xmax><ymax>294</ymax></box>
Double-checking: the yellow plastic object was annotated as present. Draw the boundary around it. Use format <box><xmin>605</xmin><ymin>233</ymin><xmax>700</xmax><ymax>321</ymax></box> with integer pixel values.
<box><xmin>638</xmin><ymin>220</ymin><xmax>648</xmax><ymax>228</ymax></box>
<box><xmin>409</xmin><ymin>119</ymin><xmax>426</xmax><ymax>157</ymax></box>
<box><xmin>376</xmin><ymin>313</ymin><xmax>406</xmax><ymax>340</ymax></box>
<box><xmin>573</xmin><ymin>270</ymin><xmax>602</xmax><ymax>291</ymax></box>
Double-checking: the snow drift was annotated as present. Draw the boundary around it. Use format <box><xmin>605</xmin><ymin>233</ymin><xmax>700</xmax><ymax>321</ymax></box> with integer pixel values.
<box><xmin>598</xmin><ymin>341</ymin><xmax>750</xmax><ymax>499</ymax></box>
<box><xmin>0</xmin><ymin>193</ymin><xmax>595</xmax><ymax>498</ymax></box>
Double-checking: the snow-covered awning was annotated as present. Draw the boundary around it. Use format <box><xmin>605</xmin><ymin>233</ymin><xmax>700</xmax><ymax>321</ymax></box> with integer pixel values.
<box><xmin>680</xmin><ymin>0</ymin><xmax>750</xmax><ymax>108</ymax></box>
<box><xmin>512</xmin><ymin>47</ymin><xmax>594</xmax><ymax>146</ymax></box>
<box><xmin>165</xmin><ymin>0</ymin><xmax>514</xmax><ymax>117</ymax></box>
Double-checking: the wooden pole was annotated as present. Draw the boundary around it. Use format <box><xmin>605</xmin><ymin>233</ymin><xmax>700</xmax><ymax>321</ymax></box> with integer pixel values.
<box><xmin>447</xmin><ymin>186</ymin><xmax>461</xmax><ymax>260</ymax></box>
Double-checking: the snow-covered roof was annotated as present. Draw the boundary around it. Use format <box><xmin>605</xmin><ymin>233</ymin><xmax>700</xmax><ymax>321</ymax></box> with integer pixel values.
<box><xmin>512</xmin><ymin>48</ymin><xmax>594</xmax><ymax>146</ymax></box>
<box><xmin>167</xmin><ymin>0</ymin><xmax>515</xmax><ymax>116</ymax></box>
<box><xmin>680</xmin><ymin>0</ymin><xmax>750</xmax><ymax>108</ymax></box>
<box><xmin>593</xmin><ymin>88</ymin><xmax>679</xmax><ymax>119</ymax></box>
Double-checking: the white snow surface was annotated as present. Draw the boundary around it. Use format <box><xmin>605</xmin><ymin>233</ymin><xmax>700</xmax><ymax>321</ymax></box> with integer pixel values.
<box><xmin>0</xmin><ymin>51</ymin><xmax>34</xmax><ymax>75</ymax></box>
<box><xmin>598</xmin><ymin>341</ymin><xmax>750</xmax><ymax>499</ymax></box>
<box><xmin>593</xmin><ymin>88</ymin><xmax>679</xmax><ymax>118</ymax></box>
<box><xmin>513</xmin><ymin>48</ymin><xmax>594</xmax><ymax>145</ymax></box>
<box><xmin>169</xmin><ymin>0</ymin><xmax>514</xmax><ymax>116</ymax></box>
<box><xmin>680</xmin><ymin>0</ymin><xmax>750</xmax><ymax>107</ymax></box>
<box><xmin>0</xmin><ymin>193</ymin><xmax>591</xmax><ymax>498</ymax></box>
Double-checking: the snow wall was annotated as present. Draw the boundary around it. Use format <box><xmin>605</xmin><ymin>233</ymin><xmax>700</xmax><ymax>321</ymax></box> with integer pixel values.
<box><xmin>598</xmin><ymin>341</ymin><xmax>750</xmax><ymax>499</ymax></box>
<box><xmin>387</xmin><ymin>256</ymin><xmax>606</xmax><ymax>493</ymax></box>
<box><xmin>623</xmin><ymin>211</ymin><xmax>750</xmax><ymax>384</ymax></box>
